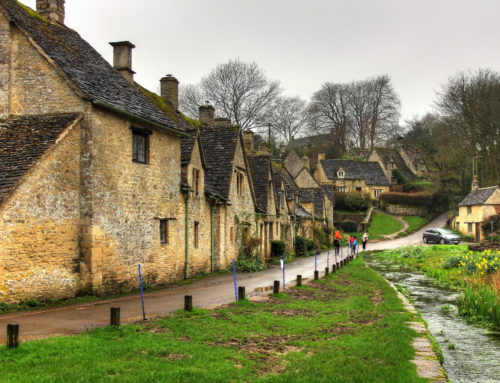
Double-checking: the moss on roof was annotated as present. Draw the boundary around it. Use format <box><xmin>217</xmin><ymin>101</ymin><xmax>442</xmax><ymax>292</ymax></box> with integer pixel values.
<box><xmin>137</xmin><ymin>85</ymin><xmax>202</xmax><ymax>129</ymax></box>
<box><xmin>15</xmin><ymin>1</ymin><xmax>48</xmax><ymax>23</ymax></box>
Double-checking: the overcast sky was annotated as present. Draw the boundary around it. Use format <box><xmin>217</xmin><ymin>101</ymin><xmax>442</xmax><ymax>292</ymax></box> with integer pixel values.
<box><xmin>24</xmin><ymin>0</ymin><xmax>500</xmax><ymax>123</ymax></box>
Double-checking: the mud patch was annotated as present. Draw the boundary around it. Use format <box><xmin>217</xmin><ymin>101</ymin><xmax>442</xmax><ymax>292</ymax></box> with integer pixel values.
<box><xmin>270</xmin><ymin>309</ymin><xmax>313</xmax><ymax>317</ymax></box>
<box><xmin>371</xmin><ymin>289</ymin><xmax>384</xmax><ymax>306</ymax></box>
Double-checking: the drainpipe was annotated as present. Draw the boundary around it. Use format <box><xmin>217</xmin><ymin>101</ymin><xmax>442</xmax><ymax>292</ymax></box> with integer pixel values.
<box><xmin>183</xmin><ymin>190</ymin><xmax>190</xmax><ymax>279</ymax></box>
<box><xmin>210</xmin><ymin>200</ymin><xmax>217</xmax><ymax>272</ymax></box>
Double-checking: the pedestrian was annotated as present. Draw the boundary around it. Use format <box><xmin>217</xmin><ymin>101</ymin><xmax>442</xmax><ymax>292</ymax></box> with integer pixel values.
<box><xmin>334</xmin><ymin>230</ymin><xmax>341</xmax><ymax>254</ymax></box>
<box><xmin>352</xmin><ymin>236</ymin><xmax>358</xmax><ymax>257</ymax></box>
<box><xmin>362</xmin><ymin>232</ymin><xmax>369</xmax><ymax>251</ymax></box>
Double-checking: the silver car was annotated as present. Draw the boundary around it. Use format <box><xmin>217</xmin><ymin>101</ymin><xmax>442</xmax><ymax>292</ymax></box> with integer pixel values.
<box><xmin>423</xmin><ymin>228</ymin><xmax>460</xmax><ymax>244</ymax></box>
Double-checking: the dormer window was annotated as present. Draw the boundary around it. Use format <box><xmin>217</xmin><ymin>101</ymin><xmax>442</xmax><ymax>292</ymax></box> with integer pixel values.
<box><xmin>388</xmin><ymin>160</ymin><xmax>396</xmax><ymax>169</ymax></box>
<box><xmin>337</xmin><ymin>168</ymin><xmax>345</xmax><ymax>178</ymax></box>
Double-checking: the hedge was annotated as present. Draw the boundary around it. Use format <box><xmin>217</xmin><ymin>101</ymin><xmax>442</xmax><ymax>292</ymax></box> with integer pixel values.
<box><xmin>295</xmin><ymin>236</ymin><xmax>314</xmax><ymax>257</ymax></box>
<box><xmin>271</xmin><ymin>240</ymin><xmax>286</xmax><ymax>258</ymax></box>
<box><xmin>334</xmin><ymin>192</ymin><xmax>371</xmax><ymax>211</ymax></box>
<box><xmin>380</xmin><ymin>190</ymin><xmax>448</xmax><ymax>211</ymax></box>
<box><xmin>335</xmin><ymin>221</ymin><xmax>359</xmax><ymax>232</ymax></box>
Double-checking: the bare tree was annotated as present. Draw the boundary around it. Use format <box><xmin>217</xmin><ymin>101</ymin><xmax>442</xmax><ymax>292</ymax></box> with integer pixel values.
<box><xmin>178</xmin><ymin>84</ymin><xmax>205</xmax><ymax>119</ymax></box>
<box><xmin>179</xmin><ymin>59</ymin><xmax>281</xmax><ymax>130</ymax></box>
<box><xmin>307</xmin><ymin>82</ymin><xmax>351</xmax><ymax>153</ymax></box>
<box><xmin>348</xmin><ymin>76</ymin><xmax>401</xmax><ymax>150</ymax></box>
<box><xmin>262</xmin><ymin>96</ymin><xmax>307</xmax><ymax>143</ymax></box>
<box><xmin>436</xmin><ymin>68</ymin><xmax>500</xmax><ymax>186</ymax></box>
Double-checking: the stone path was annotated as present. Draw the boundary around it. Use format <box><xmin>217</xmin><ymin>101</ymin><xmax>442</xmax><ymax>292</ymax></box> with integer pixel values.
<box><xmin>390</xmin><ymin>283</ymin><xmax>448</xmax><ymax>383</ymax></box>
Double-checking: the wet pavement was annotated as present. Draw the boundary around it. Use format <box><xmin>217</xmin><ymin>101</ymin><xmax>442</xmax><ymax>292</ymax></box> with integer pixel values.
<box><xmin>0</xmin><ymin>212</ymin><xmax>449</xmax><ymax>342</ymax></box>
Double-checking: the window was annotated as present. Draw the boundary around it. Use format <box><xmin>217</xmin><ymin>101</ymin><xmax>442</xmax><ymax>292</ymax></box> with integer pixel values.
<box><xmin>389</xmin><ymin>160</ymin><xmax>396</xmax><ymax>169</ymax></box>
<box><xmin>160</xmin><ymin>219</ymin><xmax>168</xmax><ymax>244</ymax></box>
<box><xmin>194</xmin><ymin>222</ymin><xmax>199</xmax><ymax>248</ymax></box>
<box><xmin>338</xmin><ymin>186</ymin><xmax>346</xmax><ymax>192</ymax></box>
<box><xmin>467</xmin><ymin>223</ymin><xmax>473</xmax><ymax>233</ymax></box>
<box><xmin>467</xmin><ymin>206</ymin><xmax>472</xmax><ymax>215</ymax></box>
<box><xmin>391</xmin><ymin>176</ymin><xmax>397</xmax><ymax>184</ymax></box>
<box><xmin>337</xmin><ymin>169</ymin><xmax>345</xmax><ymax>178</ymax></box>
<box><xmin>269</xmin><ymin>223</ymin><xmax>274</xmax><ymax>241</ymax></box>
<box><xmin>355</xmin><ymin>187</ymin><xmax>362</xmax><ymax>192</ymax></box>
<box><xmin>374</xmin><ymin>189</ymin><xmax>382</xmax><ymax>198</ymax></box>
<box><xmin>132</xmin><ymin>129</ymin><xmax>150</xmax><ymax>164</ymax></box>
<box><xmin>236</xmin><ymin>172</ymin><xmax>244</xmax><ymax>196</ymax></box>
<box><xmin>192</xmin><ymin>168</ymin><xmax>200</xmax><ymax>195</ymax></box>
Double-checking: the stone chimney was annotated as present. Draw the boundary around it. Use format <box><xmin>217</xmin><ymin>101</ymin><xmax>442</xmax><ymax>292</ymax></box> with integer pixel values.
<box><xmin>471</xmin><ymin>175</ymin><xmax>479</xmax><ymax>192</ymax></box>
<box><xmin>37</xmin><ymin>0</ymin><xmax>65</xmax><ymax>24</ymax></box>
<box><xmin>109</xmin><ymin>41</ymin><xmax>136</xmax><ymax>83</ymax></box>
<box><xmin>317</xmin><ymin>152</ymin><xmax>326</xmax><ymax>162</ymax></box>
<box><xmin>160</xmin><ymin>75</ymin><xmax>179</xmax><ymax>111</ymax></box>
<box><xmin>258</xmin><ymin>142</ymin><xmax>269</xmax><ymax>155</ymax></box>
<box><xmin>199</xmin><ymin>102</ymin><xmax>215</xmax><ymax>126</ymax></box>
<box><xmin>302</xmin><ymin>155</ymin><xmax>310</xmax><ymax>170</ymax></box>
<box><xmin>243</xmin><ymin>131</ymin><xmax>254</xmax><ymax>152</ymax></box>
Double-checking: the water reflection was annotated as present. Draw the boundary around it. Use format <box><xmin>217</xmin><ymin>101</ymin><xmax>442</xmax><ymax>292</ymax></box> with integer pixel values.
<box><xmin>365</xmin><ymin>254</ymin><xmax>500</xmax><ymax>383</ymax></box>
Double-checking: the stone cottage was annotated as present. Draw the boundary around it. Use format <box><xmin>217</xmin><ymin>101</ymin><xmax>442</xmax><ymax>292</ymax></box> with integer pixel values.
<box><xmin>0</xmin><ymin>0</ymin><xmax>193</xmax><ymax>301</ymax></box>
<box><xmin>314</xmin><ymin>156</ymin><xmax>390</xmax><ymax>198</ymax></box>
<box><xmin>455</xmin><ymin>178</ymin><xmax>500</xmax><ymax>242</ymax></box>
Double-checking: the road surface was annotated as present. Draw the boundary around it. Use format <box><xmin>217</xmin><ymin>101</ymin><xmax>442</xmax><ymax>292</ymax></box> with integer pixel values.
<box><xmin>0</xmin><ymin>212</ymin><xmax>448</xmax><ymax>342</ymax></box>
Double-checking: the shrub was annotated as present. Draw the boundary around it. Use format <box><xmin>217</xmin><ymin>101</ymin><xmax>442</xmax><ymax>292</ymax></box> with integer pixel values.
<box><xmin>305</xmin><ymin>238</ymin><xmax>315</xmax><ymax>251</ymax></box>
<box><xmin>313</xmin><ymin>227</ymin><xmax>327</xmax><ymax>247</ymax></box>
<box><xmin>239</xmin><ymin>237</ymin><xmax>261</xmax><ymax>259</ymax></box>
<box><xmin>380</xmin><ymin>189</ymin><xmax>449</xmax><ymax>212</ymax></box>
<box><xmin>235</xmin><ymin>258</ymin><xmax>266</xmax><ymax>272</ymax></box>
<box><xmin>442</xmin><ymin>256</ymin><xmax>463</xmax><ymax>269</ymax></box>
<box><xmin>482</xmin><ymin>215</ymin><xmax>500</xmax><ymax>235</ymax></box>
<box><xmin>271</xmin><ymin>240</ymin><xmax>286</xmax><ymax>258</ymax></box>
<box><xmin>334</xmin><ymin>192</ymin><xmax>371</xmax><ymax>211</ymax></box>
<box><xmin>335</xmin><ymin>221</ymin><xmax>358</xmax><ymax>233</ymax></box>
<box><xmin>403</xmin><ymin>181</ymin><xmax>436</xmax><ymax>193</ymax></box>
<box><xmin>294</xmin><ymin>236</ymin><xmax>308</xmax><ymax>257</ymax></box>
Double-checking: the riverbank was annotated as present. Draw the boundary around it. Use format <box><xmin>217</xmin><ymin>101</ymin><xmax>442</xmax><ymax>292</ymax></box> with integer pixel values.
<box><xmin>1</xmin><ymin>259</ymin><xmax>430</xmax><ymax>383</ymax></box>
<box><xmin>373</xmin><ymin>245</ymin><xmax>500</xmax><ymax>328</ymax></box>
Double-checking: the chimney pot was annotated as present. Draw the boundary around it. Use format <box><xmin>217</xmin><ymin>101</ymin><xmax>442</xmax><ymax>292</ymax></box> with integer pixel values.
<box><xmin>36</xmin><ymin>0</ymin><xmax>65</xmax><ymax>24</ymax></box>
<box><xmin>109</xmin><ymin>41</ymin><xmax>136</xmax><ymax>83</ymax></box>
<box><xmin>160</xmin><ymin>74</ymin><xmax>179</xmax><ymax>111</ymax></box>
<box><xmin>199</xmin><ymin>103</ymin><xmax>215</xmax><ymax>126</ymax></box>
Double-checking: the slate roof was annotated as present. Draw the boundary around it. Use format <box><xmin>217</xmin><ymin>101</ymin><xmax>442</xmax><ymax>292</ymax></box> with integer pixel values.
<box><xmin>180</xmin><ymin>132</ymin><xmax>197</xmax><ymax>167</ymax></box>
<box><xmin>0</xmin><ymin>113</ymin><xmax>80</xmax><ymax>202</ymax></box>
<box><xmin>299</xmin><ymin>188</ymin><xmax>324</xmax><ymax>218</ymax></box>
<box><xmin>1</xmin><ymin>0</ymin><xmax>183</xmax><ymax>134</ymax></box>
<box><xmin>272</xmin><ymin>170</ymin><xmax>284</xmax><ymax>211</ymax></box>
<box><xmin>321</xmin><ymin>184</ymin><xmax>335</xmax><ymax>202</ymax></box>
<box><xmin>295</xmin><ymin>204</ymin><xmax>312</xmax><ymax>219</ymax></box>
<box><xmin>320</xmin><ymin>160</ymin><xmax>389</xmax><ymax>186</ymax></box>
<box><xmin>271</xmin><ymin>161</ymin><xmax>298</xmax><ymax>201</ymax></box>
<box><xmin>247</xmin><ymin>155</ymin><xmax>271</xmax><ymax>214</ymax></box>
<box><xmin>199</xmin><ymin>125</ymin><xmax>240</xmax><ymax>200</ymax></box>
<box><xmin>458</xmin><ymin>186</ymin><xmax>498</xmax><ymax>207</ymax></box>
<box><xmin>283</xmin><ymin>150</ymin><xmax>305</xmax><ymax>178</ymax></box>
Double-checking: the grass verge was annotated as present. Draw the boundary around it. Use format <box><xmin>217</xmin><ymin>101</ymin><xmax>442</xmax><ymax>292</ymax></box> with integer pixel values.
<box><xmin>375</xmin><ymin>245</ymin><xmax>500</xmax><ymax>328</ymax></box>
<box><xmin>0</xmin><ymin>258</ymin><xmax>427</xmax><ymax>383</ymax></box>
<box><xmin>396</xmin><ymin>216</ymin><xmax>429</xmax><ymax>238</ymax></box>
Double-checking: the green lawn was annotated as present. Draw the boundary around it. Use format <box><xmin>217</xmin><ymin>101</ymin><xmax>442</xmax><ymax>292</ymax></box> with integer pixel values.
<box><xmin>403</xmin><ymin>216</ymin><xmax>428</xmax><ymax>233</ymax></box>
<box><xmin>0</xmin><ymin>259</ymin><xmax>428</xmax><ymax>383</ymax></box>
<box><xmin>368</xmin><ymin>211</ymin><xmax>404</xmax><ymax>237</ymax></box>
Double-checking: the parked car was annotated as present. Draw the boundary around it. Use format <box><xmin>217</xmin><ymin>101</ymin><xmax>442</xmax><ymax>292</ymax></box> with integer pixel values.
<box><xmin>423</xmin><ymin>228</ymin><xmax>460</xmax><ymax>244</ymax></box>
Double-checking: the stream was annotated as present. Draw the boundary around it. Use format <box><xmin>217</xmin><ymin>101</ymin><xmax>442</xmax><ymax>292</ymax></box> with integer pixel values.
<box><xmin>364</xmin><ymin>254</ymin><xmax>500</xmax><ymax>383</ymax></box>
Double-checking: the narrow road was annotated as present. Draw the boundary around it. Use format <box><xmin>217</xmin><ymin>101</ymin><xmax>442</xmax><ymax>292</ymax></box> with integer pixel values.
<box><xmin>0</xmin><ymin>212</ymin><xmax>449</xmax><ymax>343</ymax></box>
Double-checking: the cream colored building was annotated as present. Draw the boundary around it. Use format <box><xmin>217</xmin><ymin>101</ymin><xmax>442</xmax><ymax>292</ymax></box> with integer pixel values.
<box><xmin>455</xmin><ymin>180</ymin><xmax>500</xmax><ymax>242</ymax></box>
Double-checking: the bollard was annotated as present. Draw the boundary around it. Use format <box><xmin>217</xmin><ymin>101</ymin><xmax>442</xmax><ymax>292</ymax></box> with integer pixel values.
<box><xmin>7</xmin><ymin>324</ymin><xmax>19</xmax><ymax>349</ymax></box>
<box><xmin>184</xmin><ymin>295</ymin><xmax>193</xmax><ymax>312</ymax></box>
<box><xmin>238</xmin><ymin>286</ymin><xmax>246</xmax><ymax>301</ymax></box>
<box><xmin>273</xmin><ymin>280</ymin><xmax>280</xmax><ymax>294</ymax></box>
<box><xmin>314</xmin><ymin>270</ymin><xmax>319</xmax><ymax>280</ymax></box>
<box><xmin>325</xmin><ymin>267</ymin><xmax>329</xmax><ymax>276</ymax></box>
<box><xmin>110</xmin><ymin>307</ymin><xmax>121</xmax><ymax>326</ymax></box>
<box><xmin>296</xmin><ymin>275</ymin><xmax>302</xmax><ymax>287</ymax></box>
<box><xmin>332</xmin><ymin>264</ymin><xmax>336</xmax><ymax>272</ymax></box>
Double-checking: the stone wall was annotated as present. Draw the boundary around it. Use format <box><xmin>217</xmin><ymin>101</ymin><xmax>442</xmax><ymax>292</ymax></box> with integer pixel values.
<box><xmin>0</xmin><ymin>122</ymin><xmax>81</xmax><ymax>302</ymax></box>
<box><xmin>0</xmin><ymin>12</ymin><xmax>11</xmax><ymax>118</ymax></box>
<box><xmin>79</xmin><ymin>108</ymin><xmax>185</xmax><ymax>293</ymax></box>
<box><xmin>383</xmin><ymin>203</ymin><xmax>427</xmax><ymax>217</ymax></box>
<box><xmin>10</xmin><ymin>25</ymin><xmax>84</xmax><ymax>115</ymax></box>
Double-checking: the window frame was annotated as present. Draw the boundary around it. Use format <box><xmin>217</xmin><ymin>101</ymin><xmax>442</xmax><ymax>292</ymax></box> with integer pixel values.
<box><xmin>131</xmin><ymin>128</ymin><xmax>151</xmax><ymax>164</ymax></box>
<box><xmin>194</xmin><ymin>221</ymin><xmax>200</xmax><ymax>248</ymax></box>
<box><xmin>338</xmin><ymin>186</ymin><xmax>347</xmax><ymax>192</ymax></box>
<box><xmin>467</xmin><ymin>206</ymin><xmax>472</xmax><ymax>215</ymax></box>
<box><xmin>159</xmin><ymin>219</ymin><xmax>169</xmax><ymax>244</ymax></box>
<box><xmin>192</xmin><ymin>168</ymin><xmax>201</xmax><ymax>195</ymax></box>
<box><xmin>374</xmin><ymin>189</ymin><xmax>382</xmax><ymax>198</ymax></box>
